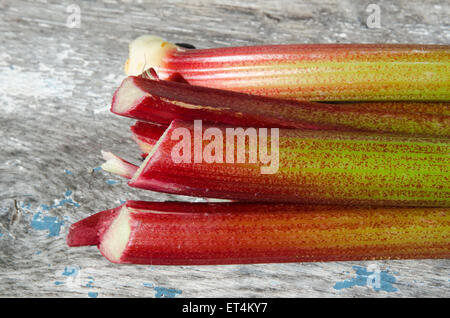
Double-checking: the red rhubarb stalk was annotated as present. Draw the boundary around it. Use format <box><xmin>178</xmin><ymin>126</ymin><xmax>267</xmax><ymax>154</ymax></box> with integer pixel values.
<box><xmin>103</xmin><ymin>120</ymin><xmax>450</xmax><ymax>207</ymax></box>
<box><xmin>112</xmin><ymin>75</ymin><xmax>450</xmax><ymax>136</ymax></box>
<box><xmin>67</xmin><ymin>201</ymin><xmax>450</xmax><ymax>265</ymax></box>
<box><xmin>124</xmin><ymin>35</ymin><xmax>450</xmax><ymax>101</ymax></box>
<box><xmin>130</xmin><ymin>121</ymin><xmax>167</xmax><ymax>155</ymax></box>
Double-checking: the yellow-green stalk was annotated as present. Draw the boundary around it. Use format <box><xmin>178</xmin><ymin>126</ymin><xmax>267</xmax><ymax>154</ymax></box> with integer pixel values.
<box><xmin>125</xmin><ymin>35</ymin><xmax>450</xmax><ymax>102</ymax></box>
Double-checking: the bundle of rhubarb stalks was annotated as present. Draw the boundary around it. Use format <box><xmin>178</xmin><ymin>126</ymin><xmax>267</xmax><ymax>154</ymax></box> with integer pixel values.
<box><xmin>67</xmin><ymin>36</ymin><xmax>450</xmax><ymax>265</ymax></box>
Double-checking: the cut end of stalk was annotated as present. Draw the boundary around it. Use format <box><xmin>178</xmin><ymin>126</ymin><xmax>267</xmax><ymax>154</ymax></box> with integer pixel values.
<box><xmin>124</xmin><ymin>35</ymin><xmax>177</xmax><ymax>76</ymax></box>
<box><xmin>67</xmin><ymin>208</ymin><xmax>119</xmax><ymax>247</ymax></box>
<box><xmin>130</xmin><ymin>122</ymin><xmax>172</xmax><ymax>185</ymax></box>
<box><xmin>131</xmin><ymin>135</ymin><xmax>154</xmax><ymax>155</ymax></box>
<box><xmin>111</xmin><ymin>77</ymin><xmax>148</xmax><ymax>115</ymax></box>
<box><xmin>98</xmin><ymin>206</ymin><xmax>131</xmax><ymax>263</ymax></box>
<box><xmin>130</xmin><ymin>121</ymin><xmax>167</xmax><ymax>155</ymax></box>
<box><xmin>101</xmin><ymin>150</ymin><xmax>138</xmax><ymax>179</ymax></box>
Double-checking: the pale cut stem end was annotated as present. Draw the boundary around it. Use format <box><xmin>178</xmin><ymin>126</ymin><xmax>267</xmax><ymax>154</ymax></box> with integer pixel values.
<box><xmin>130</xmin><ymin>122</ymin><xmax>172</xmax><ymax>184</ymax></box>
<box><xmin>131</xmin><ymin>135</ymin><xmax>154</xmax><ymax>155</ymax></box>
<box><xmin>112</xmin><ymin>77</ymin><xmax>148</xmax><ymax>115</ymax></box>
<box><xmin>98</xmin><ymin>206</ymin><xmax>131</xmax><ymax>263</ymax></box>
<box><xmin>101</xmin><ymin>151</ymin><xmax>138</xmax><ymax>179</ymax></box>
<box><xmin>124</xmin><ymin>35</ymin><xmax>178</xmax><ymax>76</ymax></box>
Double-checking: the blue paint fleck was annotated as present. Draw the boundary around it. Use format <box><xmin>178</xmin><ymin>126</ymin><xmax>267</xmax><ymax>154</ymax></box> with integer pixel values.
<box><xmin>54</xmin><ymin>281</ymin><xmax>64</xmax><ymax>286</ymax></box>
<box><xmin>35</xmin><ymin>250</ymin><xmax>41</xmax><ymax>255</ymax></box>
<box><xmin>36</xmin><ymin>190</ymin><xmax>80</xmax><ymax>211</ymax></box>
<box><xmin>0</xmin><ymin>233</ymin><xmax>3</xmax><ymax>238</ymax></box>
<box><xmin>85</xmin><ymin>280</ymin><xmax>94</xmax><ymax>288</ymax></box>
<box><xmin>92</xmin><ymin>167</ymin><xmax>102</xmax><ymax>172</ymax></box>
<box><xmin>31</xmin><ymin>212</ymin><xmax>64</xmax><ymax>237</ymax></box>
<box><xmin>334</xmin><ymin>266</ymin><xmax>398</xmax><ymax>292</ymax></box>
<box><xmin>119</xmin><ymin>200</ymin><xmax>126</xmax><ymax>205</ymax></box>
<box><xmin>64</xmin><ymin>169</ymin><xmax>73</xmax><ymax>175</ymax></box>
<box><xmin>106</xmin><ymin>179</ymin><xmax>120</xmax><ymax>185</ymax></box>
<box><xmin>30</xmin><ymin>191</ymin><xmax>80</xmax><ymax>237</ymax></box>
<box><xmin>88</xmin><ymin>292</ymin><xmax>98</xmax><ymax>298</ymax></box>
<box><xmin>154</xmin><ymin>287</ymin><xmax>182</xmax><ymax>298</ymax></box>
<box><xmin>62</xmin><ymin>266</ymin><xmax>79</xmax><ymax>277</ymax></box>
<box><xmin>143</xmin><ymin>283</ymin><xmax>153</xmax><ymax>288</ymax></box>
<box><xmin>20</xmin><ymin>202</ymin><xmax>31</xmax><ymax>211</ymax></box>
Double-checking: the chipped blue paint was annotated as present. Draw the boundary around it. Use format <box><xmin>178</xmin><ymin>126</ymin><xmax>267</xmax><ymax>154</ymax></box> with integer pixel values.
<box><xmin>54</xmin><ymin>281</ymin><xmax>64</xmax><ymax>286</ymax></box>
<box><xmin>154</xmin><ymin>287</ymin><xmax>182</xmax><ymax>298</ymax></box>
<box><xmin>64</xmin><ymin>169</ymin><xmax>73</xmax><ymax>175</ymax></box>
<box><xmin>21</xmin><ymin>189</ymin><xmax>79</xmax><ymax>214</ymax></box>
<box><xmin>119</xmin><ymin>200</ymin><xmax>126</xmax><ymax>205</ymax></box>
<box><xmin>106</xmin><ymin>179</ymin><xmax>120</xmax><ymax>185</ymax></box>
<box><xmin>86</xmin><ymin>280</ymin><xmax>94</xmax><ymax>288</ymax></box>
<box><xmin>40</xmin><ymin>190</ymin><xmax>81</xmax><ymax>210</ymax></box>
<box><xmin>0</xmin><ymin>233</ymin><xmax>3</xmax><ymax>238</ymax></box>
<box><xmin>35</xmin><ymin>250</ymin><xmax>41</xmax><ymax>255</ymax></box>
<box><xmin>21</xmin><ymin>202</ymin><xmax>31</xmax><ymax>211</ymax></box>
<box><xmin>62</xmin><ymin>266</ymin><xmax>80</xmax><ymax>277</ymax></box>
<box><xmin>334</xmin><ymin>266</ymin><xmax>398</xmax><ymax>292</ymax></box>
<box><xmin>143</xmin><ymin>283</ymin><xmax>182</xmax><ymax>298</ymax></box>
<box><xmin>31</xmin><ymin>212</ymin><xmax>64</xmax><ymax>237</ymax></box>
<box><xmin>88</xmin><ymin>292</ymin><xmax>98</xmax><ymax>298</ymax></box>
<box><xmin>92</xmin><ymin>167</ymin><xmax>102</xmax><ymax>172</ymax></box>
<box><xmin>30</xmin><ymin>190</ymin><xmax>80</xmax><ymax>237</ymax></box>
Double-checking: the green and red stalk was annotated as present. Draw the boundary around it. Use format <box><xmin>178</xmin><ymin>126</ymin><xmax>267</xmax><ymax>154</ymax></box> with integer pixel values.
<box><xmin>112</xmin><ymin>75</ymin><xmax>329</xmax><ymax>129</ymax></box>
<box><xmin>124</xmin><ymin>35</ymin><xmax>450</xmax><ymax>102</ymax></box>
<box><xmin>103</xmin><ymin>120</ymin><xmax>450</xmax><ymax>207</ymax></box>
<box><xmin>112</xmin><ymin>75</ymin><xmax>450</xmax><ymax>137</ymax></box>
<box><xmin>67</xmin><ymin>201</ymin><xmax>450</xmax><ymax>265</ymax></box>
<box><xmin>338</xmin><ymin>101</ymin><xmax>450</xmax><ymax>117</ymax></box>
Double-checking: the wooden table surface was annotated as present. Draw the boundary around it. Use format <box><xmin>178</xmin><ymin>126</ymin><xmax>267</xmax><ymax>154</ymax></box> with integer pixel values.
<box><xmin>0</xmin><ymin>0</ymin><xmax>449</xmax><ymax>298</ymax></box>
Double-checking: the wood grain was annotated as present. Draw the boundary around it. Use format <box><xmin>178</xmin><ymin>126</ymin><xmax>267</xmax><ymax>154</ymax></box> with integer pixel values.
<box><xmin>0</xmin><ymin>0</ymin><xmax>449</xmax><ymax>298</ymax></box>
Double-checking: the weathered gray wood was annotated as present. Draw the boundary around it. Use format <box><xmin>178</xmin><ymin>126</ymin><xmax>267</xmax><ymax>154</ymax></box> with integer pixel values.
<box><xmin>0</xmin><ymin>0</ymin><xmax>449</xmax><ymax>298</ymax></box>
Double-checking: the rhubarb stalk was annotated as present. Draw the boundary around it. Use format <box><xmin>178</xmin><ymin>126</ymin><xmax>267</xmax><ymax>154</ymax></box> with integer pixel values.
<box><xmin>112</xmin><ymin>75</ymin><xmax>450</xmax><ymax>136</ymax></box>
<box><xmin>124</xmin><ymin>35</ymin><xmax>450</xmax><ymax>101</ymax></box>
<box><xmin>67</xmin><ymin>201</ymin><xmax>450</xmax><ymax>265</ymax></box>
<box><xmin>337</xmin><ymin>101</ymin><xmax>450</xmax><ymax>117</ymax></box>
<box><xmin>100</xmin><ymin>151</ymin><xmax>138</xmax><ymax>178</ymax></box>
<box><xmin>130</xmin><ymin>121</ymin><xmax>167</xmax><ymax>155</ymax></box>
<box><xmin>103</xmin><ymin>120</ymin><xmax>450</xmax><ymax>207</ymax></box>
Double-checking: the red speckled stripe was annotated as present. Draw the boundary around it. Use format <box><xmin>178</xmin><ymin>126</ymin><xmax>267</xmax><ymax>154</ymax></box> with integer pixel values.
<box><xmin>156</xmin><ymin>44</ymin><xmax>450</xmax><ymax>101</ymax></box>
<box><xmin>68</xmin><ymin>201</ymin><xmax>450</xmax><ymax>265</ymax></box>
<box><xmin>129</xmin><ymin>120</ymin><xmax>450</xmax><ymax>206</ymax></box>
